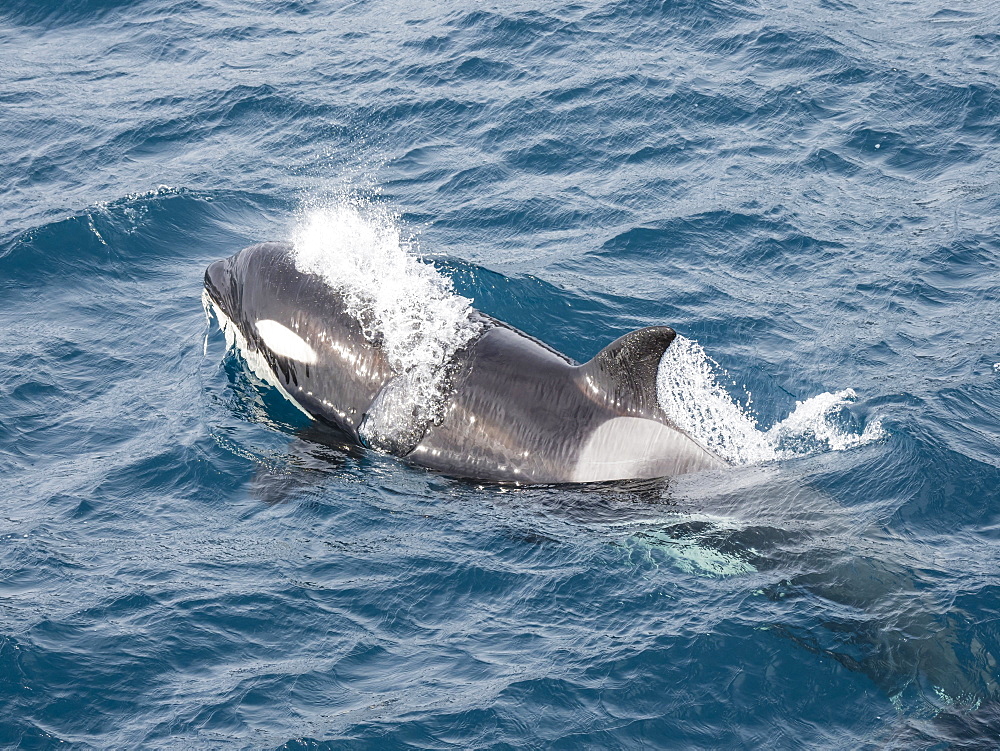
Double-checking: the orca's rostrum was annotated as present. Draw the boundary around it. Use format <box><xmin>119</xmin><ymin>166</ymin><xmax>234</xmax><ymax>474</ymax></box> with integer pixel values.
<box><xmin>204</xmin><ymin>242</ymin><xmax>728</xmax><ymax>483</ymax></box>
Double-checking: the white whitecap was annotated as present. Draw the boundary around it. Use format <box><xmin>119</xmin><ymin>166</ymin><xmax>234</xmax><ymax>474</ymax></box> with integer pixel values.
<box><xmin>255</xmin><ymin>319</ymin><xmax>318</xmax><ymax>364</ymax></box>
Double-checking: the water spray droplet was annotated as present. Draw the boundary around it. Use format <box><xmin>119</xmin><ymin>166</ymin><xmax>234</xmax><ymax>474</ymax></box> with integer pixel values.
<box><xmin>657</xmin><ymin>335</ymin><xmax>885</xmax><ymax>465</ymax></box>
<box><xmin>291</xmin><ymin>197</ymin><xmax>482</xmax><ymax>450</ymax></box>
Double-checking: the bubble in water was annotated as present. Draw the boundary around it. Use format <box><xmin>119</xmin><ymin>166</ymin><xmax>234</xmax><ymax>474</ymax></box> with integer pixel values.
<box><xmin>657</xmin><ymin>335</ymin><xmax>885</xmax><ymax>466</ymax></box>
<box><xmin>290</xmin><ymin>196</ymin><xmax>483</xmax><ymax>452</ymax></box>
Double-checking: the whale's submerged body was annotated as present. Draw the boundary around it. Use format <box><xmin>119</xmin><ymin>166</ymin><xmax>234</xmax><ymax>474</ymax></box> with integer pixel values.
<box><xmin>204</xmin><ymin>242</ymin><xmax>728</xmax><ymax>483</ymax></box>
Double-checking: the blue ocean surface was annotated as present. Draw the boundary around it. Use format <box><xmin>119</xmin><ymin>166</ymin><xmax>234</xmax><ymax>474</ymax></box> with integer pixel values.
<box><xmin>2</xmin><ymin>0</ymin><xmax>999</xmax><ymax>747</ymax></box>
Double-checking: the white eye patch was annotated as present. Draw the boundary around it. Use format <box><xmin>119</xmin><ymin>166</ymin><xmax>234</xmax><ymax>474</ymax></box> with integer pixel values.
<box><xmin>254</xmin><ymin>319</ymin><xmax>318</xmax><ymax>364</ymax></box>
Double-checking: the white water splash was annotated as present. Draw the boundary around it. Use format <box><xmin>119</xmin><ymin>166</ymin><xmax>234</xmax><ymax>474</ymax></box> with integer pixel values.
<box><xmin>766</xmin><ymin>389</ymin><xmax>885</xmax><ymax>455</ymax></box>
<box><xmin>290</xmin><ymin>197</ymin><xmax>482</xmax><ymax>451</ymax></box>
<box><xmin>657</xmin><ymin>335</ymin><xmax>885</xmax><ymax>466</ymax></box>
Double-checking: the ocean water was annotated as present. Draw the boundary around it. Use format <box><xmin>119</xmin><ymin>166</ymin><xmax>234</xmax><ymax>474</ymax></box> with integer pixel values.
<box><xmin>2</xmin><ymin>0</ymin><xmax>999</xmax><ymax>747</ymax></box>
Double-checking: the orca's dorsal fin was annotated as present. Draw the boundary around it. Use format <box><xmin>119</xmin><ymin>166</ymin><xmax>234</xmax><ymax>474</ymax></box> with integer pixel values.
<box><xmin>578</xmin><ymin>326</ymin><xmax>676</xmax><ymax>418</ymax></box>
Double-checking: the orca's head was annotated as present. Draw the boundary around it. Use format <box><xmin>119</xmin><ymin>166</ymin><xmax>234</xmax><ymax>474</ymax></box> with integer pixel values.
<box><xmin>203</xmin><ymin>242</ymin><xmax>299</xmax><ymax>328</ymax></box>
<box><xmin>203</xmin><ymin>243</ymin><xmax>325</xmax><ymax>368</ymax></box>
<box><xmin>203</xmin><ymin>242</ymin><xmax>397</xmax><ymax>438</ymax></box>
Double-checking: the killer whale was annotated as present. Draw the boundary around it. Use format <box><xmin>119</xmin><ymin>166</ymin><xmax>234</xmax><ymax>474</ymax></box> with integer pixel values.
<box><xmin>204</xmin><ymin>242</ymin><xmax>728</xmax><ymax>483</ymax></box>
